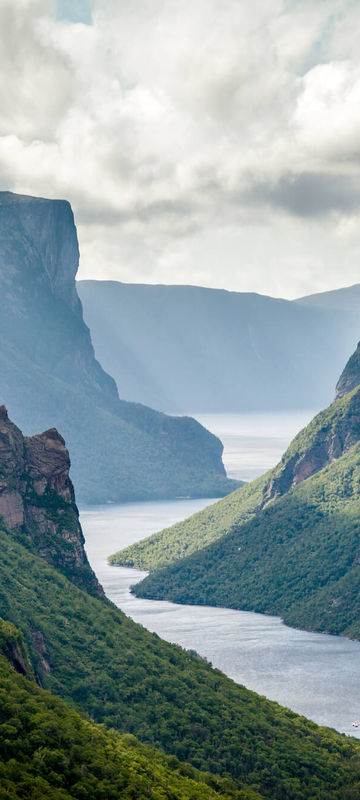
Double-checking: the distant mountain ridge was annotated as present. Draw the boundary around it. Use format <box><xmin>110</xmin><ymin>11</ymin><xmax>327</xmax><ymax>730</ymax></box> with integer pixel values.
<box><xmin>296</xmin><ymin>283</ymin><xmax>360</xmax><ymax>314</ymax></box>
<box><xmin>0</xmin><ymin>192</ymin><xmax>238</xmax><ymax>503</ymax></box>
<box><xmin>78</xmin><ymin>279</ymin><xmax>360</xmax><ymax>413</ymax></box>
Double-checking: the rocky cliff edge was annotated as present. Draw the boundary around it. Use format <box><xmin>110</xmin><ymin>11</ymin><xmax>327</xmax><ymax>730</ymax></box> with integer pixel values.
<box><xmin>0</xmin><ymin>406</ymin><xmax>103</xmax><ymax>598</ymax></box>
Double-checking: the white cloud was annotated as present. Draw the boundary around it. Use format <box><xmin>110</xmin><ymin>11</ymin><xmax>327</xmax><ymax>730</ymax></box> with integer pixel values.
<box><xmin>0</xmin><ymin>0</ymin><xmax>359</xmax><ymax>297</ymax></box>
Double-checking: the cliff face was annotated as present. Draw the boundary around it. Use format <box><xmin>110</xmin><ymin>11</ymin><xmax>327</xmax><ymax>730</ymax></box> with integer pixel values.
<box><xmin>335</xmin><ymin>341</ymin><xmax>360</xmax><ymax>399</ymax></box>
<box><xmin>0</xmin><ymin>618</ymin><xmax>32</xmax><ymax>677</ymax></box>
<box><xmin>0</xmin><ymin>192</ymin><xmax>238</xmax><ymax>503</ymax></box>
<box><xmin>0</xmin><ymin>192</ymin><xmax>117</xmax><ymax>398</ymax></box>
<box><xmin>0</xmin><ymin>406</ymin><xmax>103</xmax><ymax>597</ymax></box>
<box><xmin>262</xmin><ymin>385</ymin><xmax>360</xmax><ymax>504</ymax></box>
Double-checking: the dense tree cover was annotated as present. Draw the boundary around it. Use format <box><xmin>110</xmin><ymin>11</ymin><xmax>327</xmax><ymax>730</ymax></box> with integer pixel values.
<box><xmin>110</xmin><ymin>386</ymin><xmax>360</xmax><ymax>573</ymax></box>
<box><xmin>1</xmin><ymin>526</ymin><xmax>360</xmax><ymax>798</ymax></box>
<box><xmin>109</xmin><ymin>473</ymin><xmax>267</xmax><ymax>570</ymax></box>
<box><xmin>0</xmin><ymin>653</ymin><xmax>254</xmax><ymax>800</ymax></box>
<box><xmin>134</xmin><ymin>442</ymin><xmax>360</xmax><ymax>640</ymax></box>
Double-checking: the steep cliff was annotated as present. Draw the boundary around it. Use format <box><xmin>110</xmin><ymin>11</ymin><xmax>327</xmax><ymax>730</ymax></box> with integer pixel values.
<box><xmin>335</xmin><ymin>341</ymin><xmax>360</xmax><ymax>399</ymax></box>
<box><xmin>0</xmin><ymin>192</ymin><xmax>238</xmax><ymax>502</ymax></box>
<box><xmin>0</xmin><ymin>405</ymin><xmax>103</xmax><ymax>597</ymax></box>
<box><xmin>261</xmin><ymin>383</ymin><xmax>360</xmax><ymax>503</ymax></box>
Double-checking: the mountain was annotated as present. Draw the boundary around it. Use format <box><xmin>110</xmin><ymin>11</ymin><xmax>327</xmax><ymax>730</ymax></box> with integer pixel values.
<box><xmin>296</xmin><ymin>283</ymin><xmax>360</xmax><ymax>314</ymax></box>
<box><xmin>0</xmin><ymin>192</ymin><xmax>238</xmax><ymax>503</ymax></box>
<box><xmin>78</xmin><ymin>279</ymin><xmax>360</xmax><ymax>413</ymax></box>
<box><xmin>1</xmin><ymin>411</ymin><xmax>359</xmax><ymax>799</ymax></box>
<box><xmin>117</xmin><ymin>348</ymin><xmax>360</xmax><ymax>641</ymax></box>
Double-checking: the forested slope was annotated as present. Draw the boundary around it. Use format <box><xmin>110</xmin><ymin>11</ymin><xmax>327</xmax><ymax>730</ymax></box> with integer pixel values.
<box><xmin>111</xmin><ymin>383</ymin><xmax>360</xmax><ymax>572</ymax></box>
<box><xmin>2</xmin><ymin>521</ymin><xmax>360</xmax><ymax>798</ymax></box>
<box><xmin>0</xmin><ymin>627</ymin><xmax>253</xmax><ymax>800</ymax></box>
<box><xmin>134</xmin><ymin>441</ymin><xmax>360</xmax><ymax>638</ymax></box>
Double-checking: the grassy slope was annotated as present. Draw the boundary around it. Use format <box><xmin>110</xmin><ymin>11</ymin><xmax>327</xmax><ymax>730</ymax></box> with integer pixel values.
<box><xmin>110</xmin><ymin>387</ymin><xmax>360</xmax><ymax>572</ymax></box>
<box><xmin>134</xmin><ymin>441</ymin><xmax>360</xmax><ymax>639</ymax></box>
<box><xmin>0</xmin><ymin>652</ymin><xmax>252</xmax><ymax>800</ymax></box>
<box><xmin>1</xmin><ymin>527</ymin><xmax>360</xmax><ymax>798</ymax></box>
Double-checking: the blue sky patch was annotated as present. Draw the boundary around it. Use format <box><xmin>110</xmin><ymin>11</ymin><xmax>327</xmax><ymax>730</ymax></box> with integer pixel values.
<box><xmin>56</xmin><ymin>0</ymin><xmax>93</xmax><ymax>25</ymax></box>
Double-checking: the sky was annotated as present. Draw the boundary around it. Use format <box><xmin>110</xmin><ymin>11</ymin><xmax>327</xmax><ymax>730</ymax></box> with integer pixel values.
<box><xmin>1</xmin><ymin>1</ymin><xmax>360</xmax><ymax>298</ymax></box>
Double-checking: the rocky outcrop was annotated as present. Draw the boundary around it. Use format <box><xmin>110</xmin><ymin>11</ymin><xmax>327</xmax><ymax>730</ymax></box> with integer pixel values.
<box><xmin>263</xmin><ymin>383</ymin><xmax>360</xmax><ymax>504</ymax></box>
<box><xmin>0</xmin><ymin>406</ymin><xmax>103</xmax><ymax>598</ymax></box>
<box><xmin>0</xmin><ymin>191</ymin><xmax>238</xmax><ymax>503</ymax></box>
<box><xmin>335</xmin><ymin>341</ymin><xmax>360</xmax><ymax>399</ymax></box>
<box><xmin>0</xmin><ymin>618</ymin><xmax>31</xmax><ymax>677</ymax></box>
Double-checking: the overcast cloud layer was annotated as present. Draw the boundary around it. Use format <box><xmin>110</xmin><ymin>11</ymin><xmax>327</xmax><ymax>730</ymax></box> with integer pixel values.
<box><xmin>1</xmin><ymin>0</ymin><xmax>360</xmax><ymax>297</ymax></box>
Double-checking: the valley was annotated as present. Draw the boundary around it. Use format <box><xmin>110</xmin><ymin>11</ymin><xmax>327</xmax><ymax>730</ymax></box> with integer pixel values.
<box><xmin>81</xmin><ymin>410</ymin><xmax>360</xmax><ymax>738</ymax></box>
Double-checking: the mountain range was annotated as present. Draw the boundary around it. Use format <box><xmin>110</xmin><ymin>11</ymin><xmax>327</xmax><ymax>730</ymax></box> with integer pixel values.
<box><xmin>78</xmin><ymin>279</ymin><xmax>360</xmax><ymax>413</ymax></box>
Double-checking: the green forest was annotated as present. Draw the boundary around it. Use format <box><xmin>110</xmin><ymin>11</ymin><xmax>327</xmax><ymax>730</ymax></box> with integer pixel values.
<box><xmin>1</xmin><ymin>520</ymin><xmax>360</xmax><ymax>798</ymax></box>
<box><xmin>133</xmin><ymin>441</ymin><xmax>360</xmax><ymax>639</ymax></box>
<box><xmin>0</xmin><ymin>646</ymin><xmax>256</xmax><ymax>800</ymax></box>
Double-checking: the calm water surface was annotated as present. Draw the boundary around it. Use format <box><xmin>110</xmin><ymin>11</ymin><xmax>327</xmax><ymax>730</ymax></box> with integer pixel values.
<box><xmin>80</xmin><ymin>411</ymin><xmax>360</xmax><ymax>739</ymax></box>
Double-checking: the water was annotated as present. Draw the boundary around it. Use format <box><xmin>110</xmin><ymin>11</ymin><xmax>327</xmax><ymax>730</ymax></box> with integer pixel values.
<box><xmin>80</xmin><ymin>411</ymin><xmax>360</xmax><ymax>739</ymax></box>
<box><xmin>194</xmin><ymin>410</ymin><xmax>317</xmax><ymax>481</ymax></box>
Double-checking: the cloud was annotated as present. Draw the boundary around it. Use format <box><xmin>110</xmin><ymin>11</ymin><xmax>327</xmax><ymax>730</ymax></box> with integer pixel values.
<box><xmin>245</xmin><ymin>173</ymin><xmax>360</xmax><ymax>217</ymax></box>
<box><xmin>0</xmin><ymin>0</ymin><xmax>359</xmax><ymax>297</ymax></box>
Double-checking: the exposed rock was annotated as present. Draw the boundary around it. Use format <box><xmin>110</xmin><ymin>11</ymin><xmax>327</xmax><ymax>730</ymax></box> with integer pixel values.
<box><xmin>0</xmin><ymin>617</ymin><xmax>31</xmax><ymax>677</ymax></box>
<box><xmin>30</xmin><ymin>628</ymin><xmax>51</xmax><ymax>675</ymax></box>
<box><xmin>263</xmin><ymin>384</ymin><xmax>360</xmax><ymax>504</ymax></box>
<box><xmin>336</xmin><ymin>341</ymin><xmax>360</xmax><ymax>399</ymax></box>
<box><xmin>0</xmin><ymin>406</ymin><xmax>104</xmax><ymax>598</ymax></box>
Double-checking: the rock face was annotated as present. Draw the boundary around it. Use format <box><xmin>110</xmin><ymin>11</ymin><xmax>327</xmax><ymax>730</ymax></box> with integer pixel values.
<box><xmin>335</xmin><ymin>341</ymin><xmax>360</xmax><ymax>399</ymax></box>
<box><xmin>262</xmin><ymin>384</ymin><xmax>360</xmax><ymax>504</ymax></box>
<box><xmin>0</xmin><ymin>192</ymin><xmax>238</xmax><ymax>503</ymax></box>
<box><xmin>0</xmin><ymin>406</ymin><xmax>103</xmax><ymax>597</ymax></box>
<box><xmin>0</xmin><ymin>618</ymin><xmax>31</xmax><ymax>677</ymax></box>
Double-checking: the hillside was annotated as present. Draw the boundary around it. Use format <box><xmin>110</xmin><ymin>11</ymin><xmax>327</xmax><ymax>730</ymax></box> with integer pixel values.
<box><xmin>0</xmin><ymin>415</ymin><xmax>360</xmax><ymax>798</ymax></box>
<box><xmin>110</xmin><ymin>383</ymin><xmax>360</xmax><ymax>571</ymax></box>
<box><xmin>124</xmin><ymin>351</ymin><xmax>360</xmax><ymax>640</ymax></box>
<box><xmin>0</xmin><ymin>192</ymin><xmax>238</xmax><ymax>503</ymax></box>
<box><xmin>78</xmin><ymin>279</ymin><xmax>360</xmax><ymax>412</ymax></box>
<box><xmin>134</xmin><ymin>440</ymin><xmax>360</xmax><ymax>639</ymax></box>
<box><xmin>0</xmin><ymin>625</ymin><xmax>251</xmax><ymax>800</ymax></box>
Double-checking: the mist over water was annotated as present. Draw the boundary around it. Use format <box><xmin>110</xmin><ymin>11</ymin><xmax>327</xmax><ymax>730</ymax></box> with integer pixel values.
<box><xmin>81</xmin><ymin>411</ymin><xmax>360</xmax><ymax>739</ymax></box>
<box><xmin>193</xmin><ymin>410</ymin><xmax>317</xmax><ymax>481</ymax></box>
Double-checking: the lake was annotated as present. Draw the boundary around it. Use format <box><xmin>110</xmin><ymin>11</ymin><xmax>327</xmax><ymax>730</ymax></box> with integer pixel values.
<box><xmin>80</xmin><ymin>410</ymin><xmax>360</xmax><ymax>739</ymax></box>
